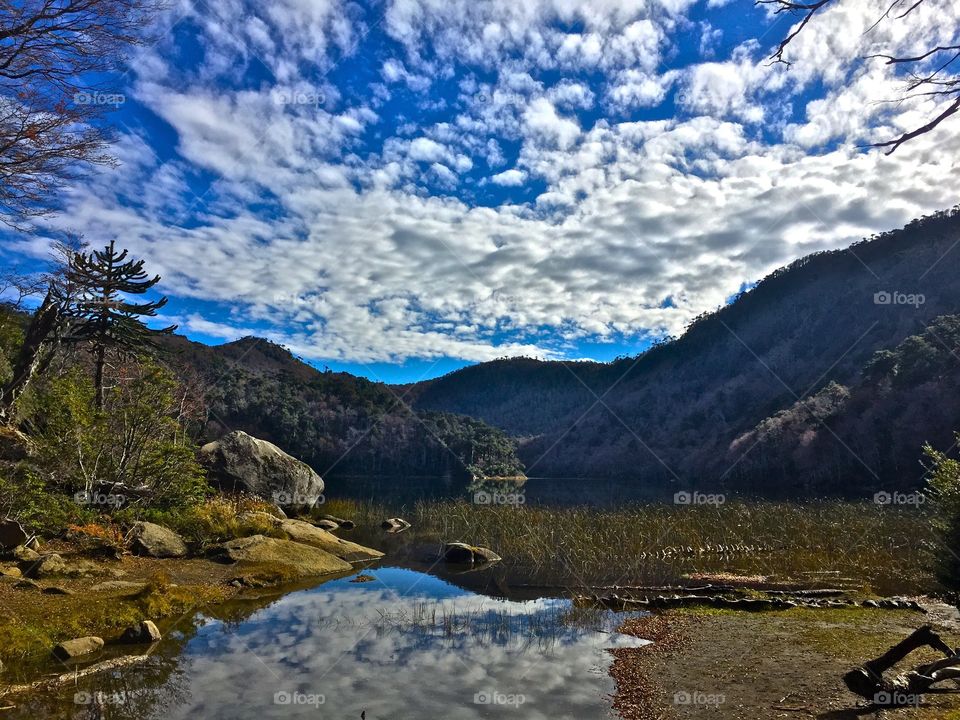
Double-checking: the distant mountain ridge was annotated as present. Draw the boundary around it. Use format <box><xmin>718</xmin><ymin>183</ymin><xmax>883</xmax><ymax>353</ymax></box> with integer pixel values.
<box><xmin>407</xmin><ymin>207</ymin><xmax>960</xmax><ymax>494</ymax></box>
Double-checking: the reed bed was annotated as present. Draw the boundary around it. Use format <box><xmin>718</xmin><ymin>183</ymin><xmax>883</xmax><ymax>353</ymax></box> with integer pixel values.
<box><xmin>320</xmin><ymin>498</ymin><xmax>936</xmax><ymax>595</ymax></box>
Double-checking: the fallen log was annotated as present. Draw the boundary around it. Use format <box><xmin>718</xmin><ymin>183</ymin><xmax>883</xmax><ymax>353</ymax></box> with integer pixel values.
<box><xmin>844</xmin><ymin>625</ymin><xmax>960</xmax><ymax>704</ymax></box>
<box><xmin>0</xmin><ymin>654</ymin><xmax>152</xmax><ymax>699</ymax></box>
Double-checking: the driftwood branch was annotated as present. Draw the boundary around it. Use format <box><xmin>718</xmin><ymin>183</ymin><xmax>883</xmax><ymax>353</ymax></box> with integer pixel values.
<box><xmin>844</xmin><ymin>625</ymin><xmax>960</xmax><ymax>704</ymax></box>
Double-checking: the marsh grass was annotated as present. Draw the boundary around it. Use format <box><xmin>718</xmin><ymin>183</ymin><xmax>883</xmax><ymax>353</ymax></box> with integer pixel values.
<box><xmin>322</xmin><ymin>498</ymin><xmax>936</xmax><ymax>595</ymax></box>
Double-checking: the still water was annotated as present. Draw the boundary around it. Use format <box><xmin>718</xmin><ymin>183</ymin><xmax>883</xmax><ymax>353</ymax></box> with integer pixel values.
<box><xmin>10</xmin><ymin>568</ymin><xmax>648</xmax><ymax>719</ymax></box>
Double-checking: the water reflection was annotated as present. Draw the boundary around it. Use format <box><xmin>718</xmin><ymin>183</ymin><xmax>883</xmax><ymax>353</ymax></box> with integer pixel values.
<box><xmin>11</xmin><ymin>568</ymin><xmax>648</xmax><ymax>719</ymax></box>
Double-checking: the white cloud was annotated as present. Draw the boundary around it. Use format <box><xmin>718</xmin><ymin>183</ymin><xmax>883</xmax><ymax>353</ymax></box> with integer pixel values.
<box><xmin>490</xmin><ymin>169</ymin><xmax>527</xmax><ymax>186</ymax></box>
<box><xmin>10</xmin><ymin>0</ymin><xmax>960</xmax><ymax>366</ymax></box>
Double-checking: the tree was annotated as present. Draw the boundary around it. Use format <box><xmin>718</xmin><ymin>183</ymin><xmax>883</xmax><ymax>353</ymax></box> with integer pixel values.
<box><xmin>61</xmin><ymin>240</ymin><xmax>175</xmax><ymax>408</ymax></box>
<box><xmin>760</xmin><ymin>0</ymin><xmax>959</xmax><ymax>153</ymax></box>
<box><xmin>0</xmin><ymin>0</ymin><xmax>162</xmax><ymax>226</ymax></box>
<box><xmin>0</xmin><ymin>237</ymin><xmax>82</xmax><ymax>423</ymax></box>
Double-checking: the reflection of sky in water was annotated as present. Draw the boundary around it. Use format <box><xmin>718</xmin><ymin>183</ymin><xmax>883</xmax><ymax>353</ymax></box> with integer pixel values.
<box><xmin>18</xmin><ymin>568</ymin><xmax>649</xmax><ymax>719</ymax></box>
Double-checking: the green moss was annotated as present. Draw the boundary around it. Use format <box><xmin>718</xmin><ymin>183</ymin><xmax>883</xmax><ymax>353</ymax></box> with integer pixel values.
<box><xmin>0</xmin><ymin>580</ymin><xmax>226</xmax><ymax>662</ymax></box>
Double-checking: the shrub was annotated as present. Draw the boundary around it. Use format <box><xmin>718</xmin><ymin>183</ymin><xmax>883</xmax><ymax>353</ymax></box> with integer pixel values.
<box><xmin>20</xmin><ymin>362</ymin><xmax>209</xmax><ymax>510</ymax></box>
<box><xmin>0</xmin><ymin>464</ymin><xmax>91</xmax><ymax>536</ymax></box>
<box><xmin>924</xmin><ymin>434</ymin><xmax>960</xmax><ymax>594</ymax></box>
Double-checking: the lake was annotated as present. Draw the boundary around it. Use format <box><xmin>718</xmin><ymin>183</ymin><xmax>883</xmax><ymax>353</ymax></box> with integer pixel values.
<box><xmin>9</xmin><ymin>567</ymin><xmax>649</xmax><ymax>719</ymax></box>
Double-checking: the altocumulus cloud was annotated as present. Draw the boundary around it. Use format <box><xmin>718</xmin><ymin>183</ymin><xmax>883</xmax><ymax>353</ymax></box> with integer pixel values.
<box><xmin>8</xmin><ymin>0</ymin><xmax>960</xmax><ymax>366</ymax></box>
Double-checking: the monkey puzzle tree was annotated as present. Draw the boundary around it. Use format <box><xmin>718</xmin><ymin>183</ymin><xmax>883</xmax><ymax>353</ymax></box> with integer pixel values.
<box><xmin>62</xmin><ymin>240</ymin><xmax>175</xmax><ymax>408</ymax></box>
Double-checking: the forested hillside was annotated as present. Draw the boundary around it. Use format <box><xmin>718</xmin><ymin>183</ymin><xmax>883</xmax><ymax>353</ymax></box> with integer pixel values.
<box><xmin>164</xmin><ymin>336</ymin><xmax>525</xmax><ymax>481</ymax></box>
<box><xmin>729</xmin><ymin>315</ymin><xmax>960</xmax><ymax>495</ymax></box>
<box><xmin>411</xmin><ymin>208</ymin><xmax>960</xmax><ymax>492</ymax></box>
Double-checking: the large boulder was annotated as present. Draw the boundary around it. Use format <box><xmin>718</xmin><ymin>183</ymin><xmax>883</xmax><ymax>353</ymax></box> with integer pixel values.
<box><xmin>129</xmin><ymin>522</ymin><xmax>188</xmax><ymax>558</ymax></box>
<box><xmin>210</xmin><ymin>535</ymin><xmax>351</xmax><ymax>578</ymax></box>
<box><xmin>278</xmin><ymin>519</ymin><xmax>383</xmax><ymax>562</ymax></box>
<box><xmin>198</xmin><ymin>431</ymin><xmax>324</xmax><ymax>511</ymax></box>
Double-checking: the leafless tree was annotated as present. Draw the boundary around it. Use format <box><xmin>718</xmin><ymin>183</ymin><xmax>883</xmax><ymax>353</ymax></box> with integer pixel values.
<box><xmin>0</xmin><ymin>0</ymin><xmax>164</xmax><ymax>227</ymax></box>
<box><xmin>759</xmin><ymin>0</ymin><xmax>959</xmax><ymax>153</ymax></box>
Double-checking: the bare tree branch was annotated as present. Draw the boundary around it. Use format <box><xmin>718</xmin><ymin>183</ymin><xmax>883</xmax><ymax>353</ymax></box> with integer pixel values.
<box><xmin>758</xmin><ymin>0</ymin><xmax>958</xmax><ymax>152</ymax></box>
<box><xmin>0</xmin><ymin>0</ymin><xmax>165</xmax><ymax>228</ymax></box>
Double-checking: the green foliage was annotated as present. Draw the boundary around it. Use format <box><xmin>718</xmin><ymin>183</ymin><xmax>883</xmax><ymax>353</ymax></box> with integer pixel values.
<box><xmin>0</xmin><ymin>304</ymin><xmax>26</xmax><ymax>386</ymax></box>
<box><xmin>924</xmin><ymin>434</ymin><xmax>960</xmax><ymax>594</ymax></box>
<box><xmin>59</xmin><ymin>240</ymin><xmax>176</xmax><ymax>407</ymax></box>
<box><xmin>0</xmin><ymin>464</ymin><xmax>91</xmax><ymax>535</ymax></box>
<box><xmin>863</xmin><ymin>315</ymin><xmax>960</xmax><ymax>387</ymax></box>
<box><xmin>20</xmin><ymin>361</ymin><xmax>208</xmax><ymax>509</ymax></box>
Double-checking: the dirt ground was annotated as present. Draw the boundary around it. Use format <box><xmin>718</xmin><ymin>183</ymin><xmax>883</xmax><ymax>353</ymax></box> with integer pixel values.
<box><xmin>611</xmin><ymin>604</ymin><xmax>960</xmax><ymax>720</ymax></box>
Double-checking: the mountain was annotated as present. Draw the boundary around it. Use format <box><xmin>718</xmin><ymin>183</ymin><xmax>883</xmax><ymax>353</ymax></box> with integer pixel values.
<box><xmin>730</xmin><ymin>314</ymin><xmax>960</xmax><ymax>495</ymax></box>
<box><xmin>162</xmin><ymin>335</ymin><xmax>525</xmax><ymax>481</ymax></box>
<box><xmin>409</xmin><ymin>207</ymin><xmax>960</xmax><ymax>494</ymax></box>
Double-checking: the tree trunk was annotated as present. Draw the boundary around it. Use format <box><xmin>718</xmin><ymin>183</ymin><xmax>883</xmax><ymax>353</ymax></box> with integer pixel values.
<box><xmin>0</xmin><ymin>290</ymin><xmax>61</xmax><ymax>424</ymax></box>
<box><xmin>94</xmin><ymin>343</ymin><xmax>106</xmax><ymax>411</ymax></box>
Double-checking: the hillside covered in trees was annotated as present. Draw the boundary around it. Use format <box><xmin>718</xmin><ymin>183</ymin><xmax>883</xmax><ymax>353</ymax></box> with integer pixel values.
<box><xmin>163</xmin><ymin>335</ymin><xmax>525</xmax><ymax>482</ymax></box>
<box><xmin>409</xmin><ymin>208</ymin><xmax>960</xmax><ymax>494</ymax></box>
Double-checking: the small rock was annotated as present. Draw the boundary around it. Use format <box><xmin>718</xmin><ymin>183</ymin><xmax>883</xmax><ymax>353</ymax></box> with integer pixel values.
<box><xmin>350</xmin><ymin>573</ymin><xmax>376</xmax><ymax>583</ymax></box>
<box><xmin>319</xmin><ymin>514</ymin><xmax>355</xmax><ymax>530</ymax></box>
<box><xmin>441</xmin><ymin>542</ymin><xmax>501</xmax><ymax>565</ymax></box>
<box><xmin>29</xmin><ymin>553</ymin><xmax>67</xmax><ymax>578</ymax></box>
<box><xmin>52</xmin><ymin>636</ymin><xmax>104</xmax><ymax>661</ymax></box>
<box><xmin>13</xmin><ymin>545</ymin><xmax>40</xmax><ymax>562</ymax></box>
<box><xmin>863</xmin><ymin>599</ymin><xmax>879</xmax><ymax>608</ymax></box>
<box><xmin>0</xmin><ymin>565</ymin><xmax>22</xmax><ymax>578</ymax></box>
<box><xmin>118</xmin><ymin>620</ymin><xmax>161</xmax><ymax>644</ymax></box>
<box><xmin>25</xmin><ymin>537</ymin><xmax>40</xmax><ymax>551</ymax></box>
<box><xmin>382</xmin><ymin>517</ymin><xmax>411</xmax><ymax>532</ymax></box>
<box><xmin>42</xmin><ymin>585</ymin><xmax>74</xmax><ymax>595</ymax></box>
<box><xmin>13</xmin><ymin>579</ymin><xmax>40</xmax><ymax>590</ymax></box>
<box><xmin>0</xmin><ymin>519</ymin><xmax>27</xmax><ymax>551</ymax></box>
<box><xmin>129</xmin><ymin>522</ymin><xmax>188</xmax><ymax>558</ymax></box>
<box><xmin>237</xmin><ymin>511</ymin><xmax>282</xmax><ymax>528</ymax></box>
<box><xmin>312</xmin><ymin>519</ymin><xmax>340</xmax><ymax>531</ymax></box>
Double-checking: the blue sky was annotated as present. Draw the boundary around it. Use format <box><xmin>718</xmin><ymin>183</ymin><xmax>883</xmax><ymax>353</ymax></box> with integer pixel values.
<box><xmin>3</xmin><ymin>0</ymin><xmax>959</xmax><ymax>382</ymax></box>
